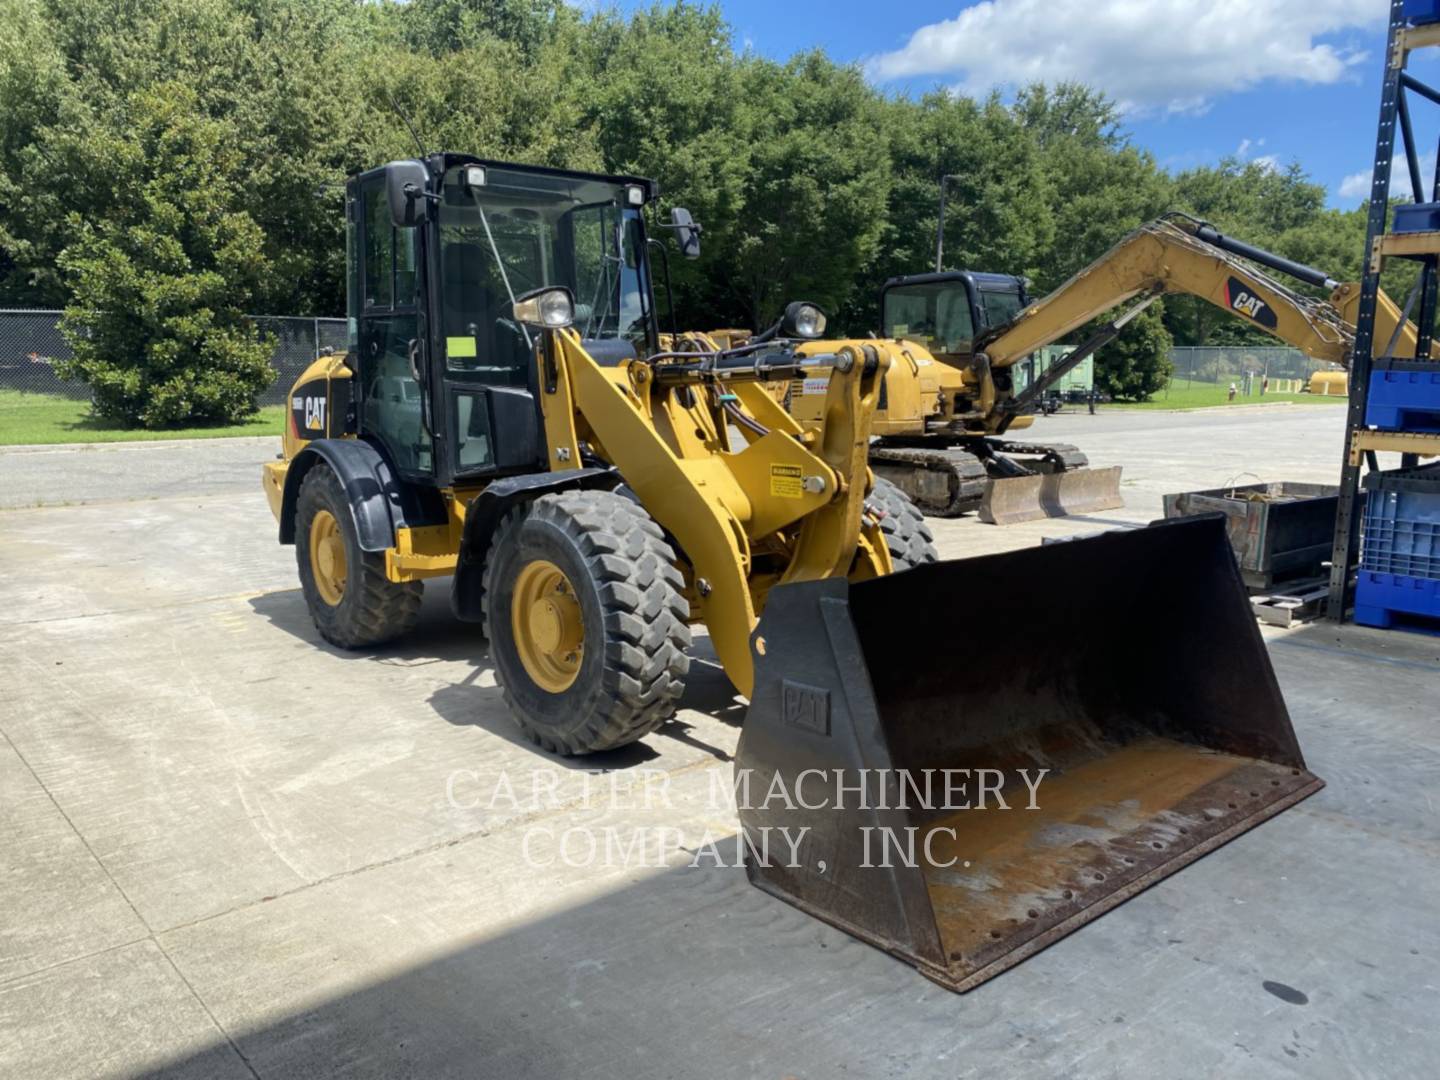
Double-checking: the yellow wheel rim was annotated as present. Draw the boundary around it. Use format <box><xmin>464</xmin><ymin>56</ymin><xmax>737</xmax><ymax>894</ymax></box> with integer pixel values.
<box><xmin>511</xmin><ymin>559</ymin><xmax>584</xmax><ymax>693</ymax></box>
<box><xmin>309</xmin><ymin>509</ymin><xmax>348</xmax><ymax>607</ymax></box>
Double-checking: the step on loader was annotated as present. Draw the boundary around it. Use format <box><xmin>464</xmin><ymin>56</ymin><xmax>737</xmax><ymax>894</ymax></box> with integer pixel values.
<box><xmin>264</xmin><ymin>155</ymin><xmax>1322</xmax><ymax>993</ymax></box>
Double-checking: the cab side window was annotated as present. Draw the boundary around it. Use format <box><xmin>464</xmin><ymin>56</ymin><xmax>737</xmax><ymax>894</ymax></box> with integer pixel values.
<box><xmin>357</xmin><ymin>176</ymin><xmax>429</xmax><ymax>476</ymax></box>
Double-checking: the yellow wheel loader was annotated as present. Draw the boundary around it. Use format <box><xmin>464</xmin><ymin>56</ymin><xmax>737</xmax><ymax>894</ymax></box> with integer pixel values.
<box><xmin>263</xmin><ymin>155</ymin><xmax>1321</xmax><ymax>992</ymax></box>
<box><xmin>790</xmin><ymin>212</ymin><xmax>1424</xmax><ymax>524</ymax></box>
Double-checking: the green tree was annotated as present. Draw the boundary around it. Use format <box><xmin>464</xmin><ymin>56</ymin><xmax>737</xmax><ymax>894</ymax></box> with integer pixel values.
<box><xmin>57</xmin><ymin>85</ymin><xmax>274</xmax><ymax>427</ymax></box>
<box><xmin>850</xmin><ymin>90</ymin><xmax>1053</xmax><ymax>332</ymax></box>
<box><xmin>1012</xmin><ymin>83</ymin><xmax>1170</xmax><ymax>290</ymax></box>
<box><xmin>1094</xmin><ymin>301</ymin><xmax>1173</xmax><ymax>401</ymax></box>
<box><xmin>725</xmin><ymin>53</ymin><xmax>891</xmax><ymax>328</ymax></box>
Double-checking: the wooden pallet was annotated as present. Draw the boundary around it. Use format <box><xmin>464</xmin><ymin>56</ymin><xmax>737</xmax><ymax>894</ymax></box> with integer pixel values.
<box><xmin>1250</xmin><ymin>579</ymin><xmax>1331</xmax><ymax>628</ymax></box>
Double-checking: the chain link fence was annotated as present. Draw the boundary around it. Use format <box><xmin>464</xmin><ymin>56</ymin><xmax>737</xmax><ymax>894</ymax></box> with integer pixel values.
<box><xmin>3</xmin><ymin>311</ymin><xmax>1348</xmax><ymax>414</ymax></box>
<box><xmin>0</xmin><ymin>309</ymin><xmax>347</xmax><ymax>407</ymax></box>
<box><xmin>1163</xmin><ymin>346</ymin><xmax>1342</xmax><ymax>398</ymax></box>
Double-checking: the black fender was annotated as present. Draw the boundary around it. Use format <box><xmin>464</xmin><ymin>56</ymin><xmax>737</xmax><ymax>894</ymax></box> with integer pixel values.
<box><xmin>279</xmin><ymin>439</ymin><xmax>409</xmax><ymax>553</ymax></box>
<box><xmin>451</xmin><ymin>467</ymin><xmax>621</xmax><ymax>622</ymax></box>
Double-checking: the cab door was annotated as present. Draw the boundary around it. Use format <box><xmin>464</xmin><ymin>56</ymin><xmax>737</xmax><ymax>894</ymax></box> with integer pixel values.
<box><xmin>353</xmin><ymin>172</ymin><xmax>432</xmax><ymax>481</ymax></box>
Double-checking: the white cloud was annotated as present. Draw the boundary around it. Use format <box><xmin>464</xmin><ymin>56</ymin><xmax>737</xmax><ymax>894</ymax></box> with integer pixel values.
<box><xmin>1336</xmin><ymin>152</ymin><xmax>1439</xmax><ymax>202</ymax></box>
<box><xmin>866</xmin><ymin>0</ymin><xmax>1385</xmax><ymax>115</ymax></box>
<box><xmin>1338</xmin><ymin>171</ymin><xmax>1373</xmax><ymax>200</ymax></box>
<box><xmin>1252</xmin><ymin>154</ymin><xmax>1282</xmax><ymax>173</ymax></box>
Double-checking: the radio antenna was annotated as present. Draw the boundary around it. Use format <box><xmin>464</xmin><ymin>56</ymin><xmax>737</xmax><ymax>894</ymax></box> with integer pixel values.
<box><xmin>385</xmin><ymin>89</ymin><xmax>428</xmax><ymax>158</ymax></box>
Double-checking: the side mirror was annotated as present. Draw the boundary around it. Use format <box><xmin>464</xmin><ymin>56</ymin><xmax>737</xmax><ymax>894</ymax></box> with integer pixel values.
<box><xmin>669</xmin><ymin>207</ymin><xmax>702</xmax><ymax>259</ymax></box>
<box><xmin>385</xmin><ymin>159</ymin><xmax>429</xmax><ymax>229</ymax></box>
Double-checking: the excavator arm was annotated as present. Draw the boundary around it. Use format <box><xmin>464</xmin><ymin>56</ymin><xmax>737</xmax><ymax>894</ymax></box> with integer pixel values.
<box><xmin>980</xmin><ymin>217</ymin><xmax>1366</xmax><ymax>369</ymax></box>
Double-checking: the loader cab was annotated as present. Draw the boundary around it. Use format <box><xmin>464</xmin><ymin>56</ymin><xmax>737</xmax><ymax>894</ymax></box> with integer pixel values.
<box><xmin>346</xmin><ymin>155</ymin><xmax>661</xmax><ymax>489</ymax></box>
<box><xmin>880</xmin><ymin>271</ymin><xmax>1029</xmax><ymax>359</ymax></box>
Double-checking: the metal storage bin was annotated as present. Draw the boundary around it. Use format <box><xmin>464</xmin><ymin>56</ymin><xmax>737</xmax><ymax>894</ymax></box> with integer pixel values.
<box><xmin>1162</xmin><ymin>481</ymin><xmax>1341</xmax><ymax>589</ymax></box>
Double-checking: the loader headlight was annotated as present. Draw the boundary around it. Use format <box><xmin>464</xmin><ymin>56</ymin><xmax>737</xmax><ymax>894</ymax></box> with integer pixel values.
<box><xmin>782</xmin><ymin>301</ymin><xmax>827</xmax><ymax>340</ymax></box>
<box><xmin>512</xmin><ymin>286</ymin><xmax>575</xmax><ymax>329</ymax></box>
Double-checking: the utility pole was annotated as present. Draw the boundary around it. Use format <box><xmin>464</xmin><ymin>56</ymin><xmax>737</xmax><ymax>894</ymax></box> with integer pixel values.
<box><xmin>934</xmin><ymin>174</ymin><xmax>962</xmax><ymax>273</ymax></box>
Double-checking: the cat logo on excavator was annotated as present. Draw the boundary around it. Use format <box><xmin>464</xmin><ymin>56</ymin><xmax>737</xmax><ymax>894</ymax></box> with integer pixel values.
<box><xmin>1225</xmin><ymin>276</ymin><xmax>1279</xmax><ymax>328</ymax></box>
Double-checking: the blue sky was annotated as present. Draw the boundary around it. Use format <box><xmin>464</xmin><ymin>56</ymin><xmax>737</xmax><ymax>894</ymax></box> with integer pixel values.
<box><xmin>606</xmin><ymin>0</ymin><xmax>1439</xmax><ymax>209</ymax></box>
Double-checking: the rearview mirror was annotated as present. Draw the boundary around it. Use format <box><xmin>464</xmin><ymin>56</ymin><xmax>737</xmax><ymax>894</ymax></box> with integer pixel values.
<box><xmin>385</xmin><ymin>160</ymin><xmax>429</xmax><ymax>229</ymax></box>
<box><xmin>670</xmin><ymin>207</ymin><xmax>701</xmax><ymax>259</ymax></box>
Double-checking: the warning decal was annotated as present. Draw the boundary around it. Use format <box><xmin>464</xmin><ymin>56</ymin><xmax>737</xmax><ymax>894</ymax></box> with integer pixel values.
<box><xmin>770</xmin><ymin>463</ymin><xmax>804</xmax><ymax>498</ymax></box>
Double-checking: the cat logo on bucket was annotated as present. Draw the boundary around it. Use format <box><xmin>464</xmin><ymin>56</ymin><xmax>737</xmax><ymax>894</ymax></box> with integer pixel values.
<box><xmin>1224</xmin><ymin>277</ymin><xmax>1279</xmax><ymax>329</ymax></box>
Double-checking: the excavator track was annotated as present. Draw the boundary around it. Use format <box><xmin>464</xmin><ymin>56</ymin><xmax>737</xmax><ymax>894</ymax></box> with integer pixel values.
<box><xmin>868</xmin><ymin>440</ymin><xmax>1101</xmax><ymax>518</ymax></box>
<box><xmin>984</xmin><ymin>441</ymin><xmax>1090</xmax><ymax>473</ymax></box>
<box><xmin>869</xmin><ymin>446</ymin><xmax>990</xmax><ymax>517</ymax></box>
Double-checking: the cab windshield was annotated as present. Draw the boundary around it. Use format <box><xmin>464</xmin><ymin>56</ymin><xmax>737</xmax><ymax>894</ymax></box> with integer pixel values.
<box><xmin>883</xmin><ymin>282</ymin><xmax>976</xmax><ymax>353</ymax></box>
<box><xmin>437</xmin><ymin>164</ymin><xmax>654</xmax><ymax>380</ymax></box>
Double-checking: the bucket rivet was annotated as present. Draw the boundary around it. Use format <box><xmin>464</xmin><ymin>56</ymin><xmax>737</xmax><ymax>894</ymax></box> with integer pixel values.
<box><xmin>1227</xmin><ymin>802</ymin><xmax>1238</xmax><ymax>809</ymax></box>
<box><xmin>1063</xmin><ymin>890</ymin><xmax>1074</xmax><ymax>900</ymax></box>
<box><xmin>1027</xmin><ymin>909</ymin><xmax>1039</xmax><ymax>919</ymax></box>
<box><xmin>1152</xmin><ymin>842</ymin><xmax>1163</xmax><ymax>849</ymax></box>
<box><xmin>1093</xmin><ymin>873</ymin><xmax>1105</xmax><ymax>881</ymax></box>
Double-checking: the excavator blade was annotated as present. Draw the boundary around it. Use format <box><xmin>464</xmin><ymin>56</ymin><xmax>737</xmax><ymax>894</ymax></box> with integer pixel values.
<box><xmin>737</xmin><ymin>516</ymin><xmax>1322</xmax><ymax>992</ymax></box>
<box><xmin>979</xmin><ymin>466</ymin><xmax>1125</xmax><ymax>525</ymax></box>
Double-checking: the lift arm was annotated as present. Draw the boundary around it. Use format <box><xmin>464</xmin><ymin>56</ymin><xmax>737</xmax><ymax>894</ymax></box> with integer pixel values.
<box><xmin>536</xmin><ymin>330</ymin><xmax>892</xmax><ymax>696</ymax></box>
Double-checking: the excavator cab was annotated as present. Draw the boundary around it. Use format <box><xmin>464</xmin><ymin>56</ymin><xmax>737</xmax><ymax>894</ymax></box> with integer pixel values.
<box><xmin>880</xmin><ymin>270</ymin><xmax>1030</xmax><ymax>359</ymax></box>
<box><xmin>863</xmin><ymin>270</ymin><xmax>1124</xmax><ymax>523</ymax></box>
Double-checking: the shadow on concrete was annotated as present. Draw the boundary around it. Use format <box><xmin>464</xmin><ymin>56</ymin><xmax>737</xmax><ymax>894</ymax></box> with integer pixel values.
<box><xmin>247</xmin><ymin>584</ymin><xmax>749</xmax><ymax>771</ymax></box>
<box><xmin>248</xmin><ymin>584</ymin><xmax>486</xmax><ymax>666</ymax></box>
<box><xmin>144</xmin><ymin>838</ymin><xmax>948</xmax><ymax>1080</ymax></box>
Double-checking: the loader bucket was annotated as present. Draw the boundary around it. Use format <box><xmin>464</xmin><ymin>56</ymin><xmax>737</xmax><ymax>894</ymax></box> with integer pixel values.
<box><xmin>979</xmin><ymin>466</ymin><xmax>1125</xmax><ymax>525</ymax></box>
<box><xmin>737</xmin><ymin>516</ymin><xmax>1322</xmax><ymax>992</ymax></box>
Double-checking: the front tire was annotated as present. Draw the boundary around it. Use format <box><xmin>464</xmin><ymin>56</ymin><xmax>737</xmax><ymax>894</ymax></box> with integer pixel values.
<box><xmin>295</xmin><ymin>464</ymin><xmax>422</xmax><ymax>648</ymax></box>
<box><xmin>482</xmin><ymin>489</ymin><xmax>691</xmax><ymax>755</ymax></box>
<box><xmin>868</xmin><ymin>477</ymin><xmax>940</xmax><ymax>571</ymax></box>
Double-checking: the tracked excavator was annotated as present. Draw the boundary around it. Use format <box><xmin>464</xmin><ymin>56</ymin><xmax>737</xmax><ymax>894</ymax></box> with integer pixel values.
<box><xmin>263</xmin><ymin>157</ymin><xmax>1321</xmax><ymax>993</ymax></box>
<box><xmin>790</xmin><ymin>212</ymin><xmax>1420</xmax><ymax>523</ymax></box>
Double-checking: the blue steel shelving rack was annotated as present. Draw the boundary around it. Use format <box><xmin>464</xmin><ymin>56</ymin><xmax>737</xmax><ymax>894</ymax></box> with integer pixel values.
<box><xmin>1326</xmin><ymin>0</ymin><xmax>1440</xmax><ymax>621</ymax></box>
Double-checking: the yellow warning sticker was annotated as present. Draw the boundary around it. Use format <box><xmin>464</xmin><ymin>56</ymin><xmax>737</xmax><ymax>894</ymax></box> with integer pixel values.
<box><xmin>770</xmin><ymin>464</ymin><xmax>804</xmax><ymax>498</ymax></box>
<box><xmin>447</xmin><ymin>336</ymin><xmax>478</xmax><ymax>359</ymax></box>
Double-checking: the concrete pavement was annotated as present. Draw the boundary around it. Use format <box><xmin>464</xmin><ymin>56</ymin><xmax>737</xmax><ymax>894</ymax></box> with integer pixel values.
<box><xmin>3</xmin><ymin>402</ymin><xmax>1437</xmax><ymax>1079</ymax></box>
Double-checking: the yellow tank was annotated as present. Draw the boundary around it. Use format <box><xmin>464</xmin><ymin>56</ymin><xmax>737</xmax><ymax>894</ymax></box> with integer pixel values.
<box><xmin>1308</xmin><ymin>370</ymin><xmax>1348</xmax><ymax>396</ymax></box>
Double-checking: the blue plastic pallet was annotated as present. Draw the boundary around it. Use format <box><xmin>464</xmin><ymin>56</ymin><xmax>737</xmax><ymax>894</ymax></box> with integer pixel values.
<box><xmin>1362</xmin><ymin>467</ymin><xmax>1440</xmax><ymax>578</ymax></box>
<box><xmin>1406</xmin><ymin>0</ymin><xmax>1440</xmax><ymax>26</ymax></box>
<box><xmin>1355</xmin><ymin>572</ymin><xmax>1440</xmax><ymax>635</ymax></box>
<box><xmin>1366</xmin><ymin>364</ymin><xmax>1440</xmax><ymax>432</ymax></box>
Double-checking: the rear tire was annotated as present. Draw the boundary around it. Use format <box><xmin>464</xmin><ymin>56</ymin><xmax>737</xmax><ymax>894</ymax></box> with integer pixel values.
<box><xmin>868</xmin><ymin>477</ymin><xmax>939</xmax><ymax>571</ymax></box>
<box><xmin>295</xmin><ymin>464</ymin><xmax>422</xmax><ymax>648</ymax></box>
<box><xmin>482</xmin><ymin>489</ymin><xmax>691</xmax><ymax>755</ymax></box>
